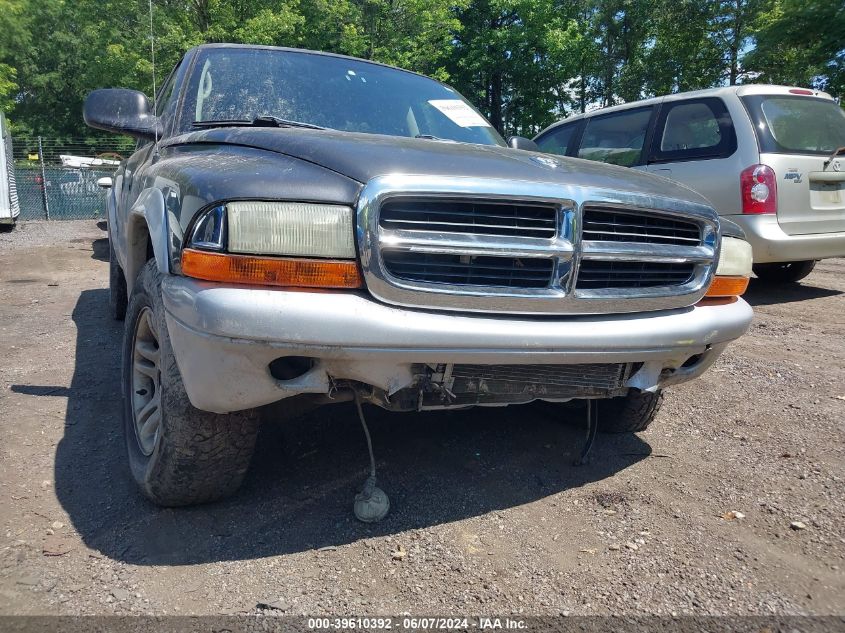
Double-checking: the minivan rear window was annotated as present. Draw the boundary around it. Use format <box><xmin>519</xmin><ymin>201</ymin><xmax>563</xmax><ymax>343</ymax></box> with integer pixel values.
<box><xmin>742</xmin><ymin>95</ymin><xmax>845</xmax><ymax>155</ymax></box>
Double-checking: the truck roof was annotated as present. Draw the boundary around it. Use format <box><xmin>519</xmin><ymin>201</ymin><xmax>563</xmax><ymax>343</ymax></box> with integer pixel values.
<box><xmin>185</xmin><ymin>43</ymin><xmax>433</xmax><ymax>82</ymax></box>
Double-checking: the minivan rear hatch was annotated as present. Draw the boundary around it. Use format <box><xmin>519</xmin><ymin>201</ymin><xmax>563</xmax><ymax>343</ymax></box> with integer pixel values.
<box><xmin>742</xmin><ymin>93</ymin><xmax>845</xmax><ymax>236</ymax></box>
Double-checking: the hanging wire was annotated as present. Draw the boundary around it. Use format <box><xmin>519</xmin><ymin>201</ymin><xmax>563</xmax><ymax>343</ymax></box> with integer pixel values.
<box><xmin>149</xmin><ymin>0</ymin><xmax>158</xmax><ymax>143</ymax></box>
<box><xmin>354</xmin><ymin>392</ymin><xmax>377</xmax><ymax>480</ymax></box>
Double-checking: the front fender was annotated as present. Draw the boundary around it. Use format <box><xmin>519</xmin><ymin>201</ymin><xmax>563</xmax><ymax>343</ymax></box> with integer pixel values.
<box><xmin>124</xmin><ymin>187</ymin><xmax>168</xmax><ymax>294</ymax></box>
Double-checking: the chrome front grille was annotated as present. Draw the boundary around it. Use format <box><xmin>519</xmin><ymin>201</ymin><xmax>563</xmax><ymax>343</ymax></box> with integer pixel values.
<box><xmin>382</xmin><ymin>252</ymin><xmax>554</xmax><ymax>289</ymax></box>
<box><xmin>576</xmin><ymin>261</ymin><xmax>696</xmax><ymax>290</ymax></box>
<box><xmin>582</xmin><ymin>206</ymin><xmax>702</xmax><ymax>246</ymax></box>
<box><xmin>380</xmin><ymin>199</ymin><xmax>557</xmax><ymax>239</ymax></box>
<box><xmin>357</xmin><ymin>175</ymin><xmax>719</xmax><ymax>315</ymax></box>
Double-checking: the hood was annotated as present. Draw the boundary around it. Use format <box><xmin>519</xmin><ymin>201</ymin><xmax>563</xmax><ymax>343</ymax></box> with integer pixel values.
<box><xmin>170</xmin><ymin>127</ymin><xmax>711</xmax><ymax>207</ymax></box>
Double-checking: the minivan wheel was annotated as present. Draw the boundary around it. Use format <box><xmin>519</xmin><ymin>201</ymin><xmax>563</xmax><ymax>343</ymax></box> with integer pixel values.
<box><xmin>123</xmin><ymin>260</ymin><xmax>260</xmax><ymax>506</ymax></box>
<box><xmin>595</xmin><ymin>389</ymin><xmax>663</xmax><ymax>433</ymax></box>
<box><xmin>109</xmin><ymin>239</ymin><xmax>128</xmax><ymax>320</ymax></box>
<box><xmin>753</xmin><ymin>260</ymin><xmax>816</xmax><ymax>284</ymax></box>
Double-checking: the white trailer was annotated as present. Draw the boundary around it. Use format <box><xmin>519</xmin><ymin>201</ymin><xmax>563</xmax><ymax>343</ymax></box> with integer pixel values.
<box><xmin>0</xmin><ymin>112</ymin><xmax>20</xmax><ymax>227</ymax></box>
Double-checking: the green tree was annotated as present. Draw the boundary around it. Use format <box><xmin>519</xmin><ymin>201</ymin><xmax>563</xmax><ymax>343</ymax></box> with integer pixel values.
<box><xmin>586</xmin><ymin>0</ymin><xmax>652</xmax><ymax>106</ymax></box>
<box><xmin>2</xmin><ymin>0</ymin><xmax>836</xmax><ymax>139</ymax></box>
<box><xmin>0</xmin><ymin>0</ymin><xmax>30</xmax><ymax>117</ymax></box>
<box><xmin>744</xmin><ymin>0</ymin><xmax>845</xmax><ymax>96</ymax></box>
<box><xmin>643</xmin><ymin>0</ymin><xmax>725</xmax><ymax>95</ymax></box>
<box><xmin>449</xmin><ymin>0</ymin><xmax>584</xmax><ymax>136</ymax></box>
<box><xmin>712</xmin><ymin>0</ymin><xmax>763</xmax><ymax>85</ymax></box>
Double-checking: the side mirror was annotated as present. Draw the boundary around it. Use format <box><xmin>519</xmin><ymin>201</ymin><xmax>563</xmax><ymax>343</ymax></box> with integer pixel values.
<box><xmin>97</xmin><ymin>176</ymin><xmax>113</xmax><ymax>189</ymax></box>
<box><xmin>508</xmin><ymin>136</ymin><xmax>539</xmax><ymax>151</ymax></box>
<box><xmin>83</xmin><ymin>89</ymin><xmax>162</xmax><ymax>140</ymax></box>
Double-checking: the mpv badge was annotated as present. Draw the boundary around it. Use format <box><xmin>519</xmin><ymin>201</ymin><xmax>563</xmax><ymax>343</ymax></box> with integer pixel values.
<box><xmin>784</xmin><ymin>169</ymin><xmax>802</xmax><ymax>183</ymax></box>
<box><xmin>833</xmin><ymin>160</ymin><xmax>842</xmax><ymax>172</ymax></box>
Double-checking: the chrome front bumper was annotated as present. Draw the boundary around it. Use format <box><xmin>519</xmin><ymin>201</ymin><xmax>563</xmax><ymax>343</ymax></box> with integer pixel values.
<box><xmin>162</xmin><ymin>277</ymin><xmax>753</xmax><ymax>414</ymax></box>
<box><xmin>729</xmin><ymin>214</ymin><xmax>845</xmax><ymax>263</ymax></box>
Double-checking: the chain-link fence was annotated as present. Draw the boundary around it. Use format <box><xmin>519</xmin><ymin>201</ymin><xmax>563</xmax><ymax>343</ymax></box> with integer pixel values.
<box><xmin>11</xmin><ymin>137</ymin><xmax>133</xmax><ymax>220</ymax></box>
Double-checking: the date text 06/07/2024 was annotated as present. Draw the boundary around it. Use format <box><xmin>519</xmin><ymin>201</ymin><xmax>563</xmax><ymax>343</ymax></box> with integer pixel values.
<box><xmin>306</xmin><ymin>617</ymin><xmax>527</xmax><ymax>630</ymax></box>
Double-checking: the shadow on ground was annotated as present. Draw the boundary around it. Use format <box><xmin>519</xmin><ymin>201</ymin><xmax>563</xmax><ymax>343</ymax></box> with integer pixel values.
<box><xmin>91</xmin><ymin>238</ymin><xmax>109</xmax><ymax>262</ymax></box>
<box><xmin>17</xmin><ymin>282</ymin><xmax>650</xmax><ymax>566</ymax></box>
<box><xmin>744</xmin><ymin>278</ymin><xmax>842</xmax><ymax>307</ymax></box>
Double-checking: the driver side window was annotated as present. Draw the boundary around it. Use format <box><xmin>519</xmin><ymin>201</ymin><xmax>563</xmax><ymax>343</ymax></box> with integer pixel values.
<box><xmin>154</xmin><ymin>61</ymin><xmax>182</xmax><ymax>131</ymax></box>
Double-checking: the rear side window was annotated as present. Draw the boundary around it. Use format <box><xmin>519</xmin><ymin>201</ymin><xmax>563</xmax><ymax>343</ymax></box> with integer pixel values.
<box><xmin>535</xmin><ymin>122</ymin><xmax>580</xmax><ymax>156</ymax></box>
<box><xmin>577</xmin><ymin>107</ymin><xmax>653</xmax><ymax>167</ymax></box>
<box><xmin>651</xmin><ymin>98</ymin><xmax>736</xmax><ymax>162</ymax></box>
<box><xmin>742</xmin><ymin>94</ymin><xmax>845</xmax><ymax>155</ymax></box>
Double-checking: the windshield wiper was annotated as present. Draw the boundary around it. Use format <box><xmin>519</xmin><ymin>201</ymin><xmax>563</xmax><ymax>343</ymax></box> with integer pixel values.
<box><xmin>824</xmin><ymin>146</ymin><xmax>845</xmax><ymax>169</ymax></box>
<box><xmin>415</xmin><ymin>134</ymin><xmax>456</xmax><ymax>143</ymax></box>
<box><xmin>192</xmin><ymin>116</ymin><xmax>327</xmax><ymax>130</ymax></box>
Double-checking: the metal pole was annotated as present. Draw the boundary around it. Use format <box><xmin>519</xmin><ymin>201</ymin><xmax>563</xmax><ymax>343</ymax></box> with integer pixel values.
<box><xmin>38</xmin><ymin>136</ymin><xmax>49</xmax><ymax>220</ymax></box>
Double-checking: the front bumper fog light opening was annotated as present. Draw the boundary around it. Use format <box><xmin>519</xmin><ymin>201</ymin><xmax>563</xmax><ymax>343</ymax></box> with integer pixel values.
<box><xmin>681</xmin><ymin>353</ymin><xmax>704</xmax><ymax>368</ymax></box>
<box><xmin>269</xmin><ymin>356</ymin><xmax>315</xmax><ymax>381</ymax></box>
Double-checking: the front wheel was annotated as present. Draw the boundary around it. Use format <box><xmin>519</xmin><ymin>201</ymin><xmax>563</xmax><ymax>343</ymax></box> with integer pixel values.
<box><xmin>536</xmin><ymin>389</ymin><xmax>663</xmax><ymax>434</ymax></box>
<box><xmin>753</xmin><ymin>260</ymin><xmax>816</xmax><ymax>284</ymax></box>
<box><xmin>123</xmin><ymin>260</ymin><xmax>260</xmax><ymax>506</ymax></box>
<box><xmin>595</xmin><ymin>389</ymin><xmax>663</xmax><ymax>433</ymax></box>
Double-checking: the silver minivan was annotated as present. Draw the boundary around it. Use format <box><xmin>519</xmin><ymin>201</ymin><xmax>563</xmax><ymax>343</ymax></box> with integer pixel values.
<box><xmin>0</xmin><ymin>112</ymin><xmax>19</xmax><ymax>229</ymax></box>
<box><xmin>534</xmin><ymin>85</ymin><xmax>845</xmax><ymax>283</ymax></box>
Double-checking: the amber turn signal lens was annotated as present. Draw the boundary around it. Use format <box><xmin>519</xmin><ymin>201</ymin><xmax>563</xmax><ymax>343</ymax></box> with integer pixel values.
<box><xmin>181</xmin><ymin>249</ymin><xmax>364</xmax><ymax>289</ymax></box>
<box><xmin>705</xmin><ymin>275</ymin><xmax>749</xmax><ymax>298</ymax></box>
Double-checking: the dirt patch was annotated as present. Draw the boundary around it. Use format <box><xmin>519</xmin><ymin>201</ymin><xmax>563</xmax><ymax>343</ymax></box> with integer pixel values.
<box><xmin>0</xmin><ymin>220</ymin><xmax>843</xmax><ymax>616</ymax></box>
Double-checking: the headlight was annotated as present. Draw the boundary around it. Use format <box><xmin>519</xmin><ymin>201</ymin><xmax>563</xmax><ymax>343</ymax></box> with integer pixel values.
<box><xmin>706</xmin><ymin>236</ymin><xmax>752</xmax><ymax>299</ymax></box>
<box><xmin>715</xmin><ymin>236</ymin><xmax>753</xmax><ymax>277</ymax></box>
<box><xmin>182</xmin><ymin>201</ymin><xmax>362</xmax><ymax>289</ymax></box>
<box><xmin>227</xmin><ymin>201</ymin><xmax>356</xmax><ymax>258</ymax></box>
<box><xmin>189</xmin><ymin>201</ymin><xmax>356</xmax><ymax>258</ymax></box>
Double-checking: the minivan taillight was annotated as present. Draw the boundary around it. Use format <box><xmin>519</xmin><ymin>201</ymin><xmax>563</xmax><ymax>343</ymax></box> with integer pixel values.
<box><xmin>740</xmin><ymin>164</ymin><xmax>777</xmax><ymax>214</ymax></box>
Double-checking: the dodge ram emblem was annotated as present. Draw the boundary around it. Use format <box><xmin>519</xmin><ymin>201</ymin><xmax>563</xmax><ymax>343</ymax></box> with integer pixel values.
<box><xmin>530</xmin><ymin>156</ymin><xmax>560</xmax><ymax>169</ymax></box>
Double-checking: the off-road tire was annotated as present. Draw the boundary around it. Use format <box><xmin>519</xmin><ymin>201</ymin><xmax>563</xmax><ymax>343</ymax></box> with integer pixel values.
<box><xmin>122</xmin><ymin>260</ymin><xmax>260</xmax><ymax>506</ymax></box>
<box><xmin>753</xmin><ymin>260</ymin><xmax>816</xmax><ymax>284</ymax></box>
<box><xmin>0</xmin><ymin>222</ymin><xmax>14</xmax><ymax>232</ymax></box>
<box><xmin>109</xmin><ymin>238</ymin><xmax>128</xmax><ymax>320</ymax></box>
<box><xmin>596</xmin><ymin>389</ymin><xmax>664</xmax><ymax>433</ymax></box>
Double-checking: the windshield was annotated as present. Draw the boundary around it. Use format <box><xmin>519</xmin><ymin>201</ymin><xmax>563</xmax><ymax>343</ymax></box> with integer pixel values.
<box><xmin>180</xmin><ymin>47</ymin><xmax>505</xmax><ymax>146</ymax></box>
<box><xmin>742</xmin><ymin>95</ymin><xmax>845</xmax><ymax>155</ymax></box>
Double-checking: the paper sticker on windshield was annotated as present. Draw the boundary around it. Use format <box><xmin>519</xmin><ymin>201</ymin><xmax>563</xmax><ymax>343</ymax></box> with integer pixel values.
<box><xmin>428</xmin><ymin>100</ymin><xmax>491</xmax><ymax>127</ymax></box>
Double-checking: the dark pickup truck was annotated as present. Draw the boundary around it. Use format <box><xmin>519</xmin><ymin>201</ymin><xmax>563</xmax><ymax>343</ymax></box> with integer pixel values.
<box><xmin>84</xmin><ymin>44</ymin><xmax>752</xmax><ymax>511</ymax></box>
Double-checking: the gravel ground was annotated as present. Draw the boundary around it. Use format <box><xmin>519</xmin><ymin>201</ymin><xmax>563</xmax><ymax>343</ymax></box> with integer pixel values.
<box><xmin>0</xmin><ymin>220</ymin><xmax>843</xmax><ymax>617</ymax></box>
<box><xmin>0</xmin><ymin>220</ymin><xmax>106</xmax><ymax>251</ymax></box>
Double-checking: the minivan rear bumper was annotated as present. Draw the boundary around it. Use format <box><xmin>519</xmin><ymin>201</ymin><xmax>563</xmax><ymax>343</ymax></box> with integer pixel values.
<box><xmin>728</xmin><ymin>214</ymin><xmax>845</xmax><ymax>263</ymax></box>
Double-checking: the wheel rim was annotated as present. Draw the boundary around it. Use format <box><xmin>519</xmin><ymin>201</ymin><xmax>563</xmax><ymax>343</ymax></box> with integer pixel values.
<box><xmin>131</xmin><ymin>307</ymin><xmax>162</xmax><ymax>456</ymax></box>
